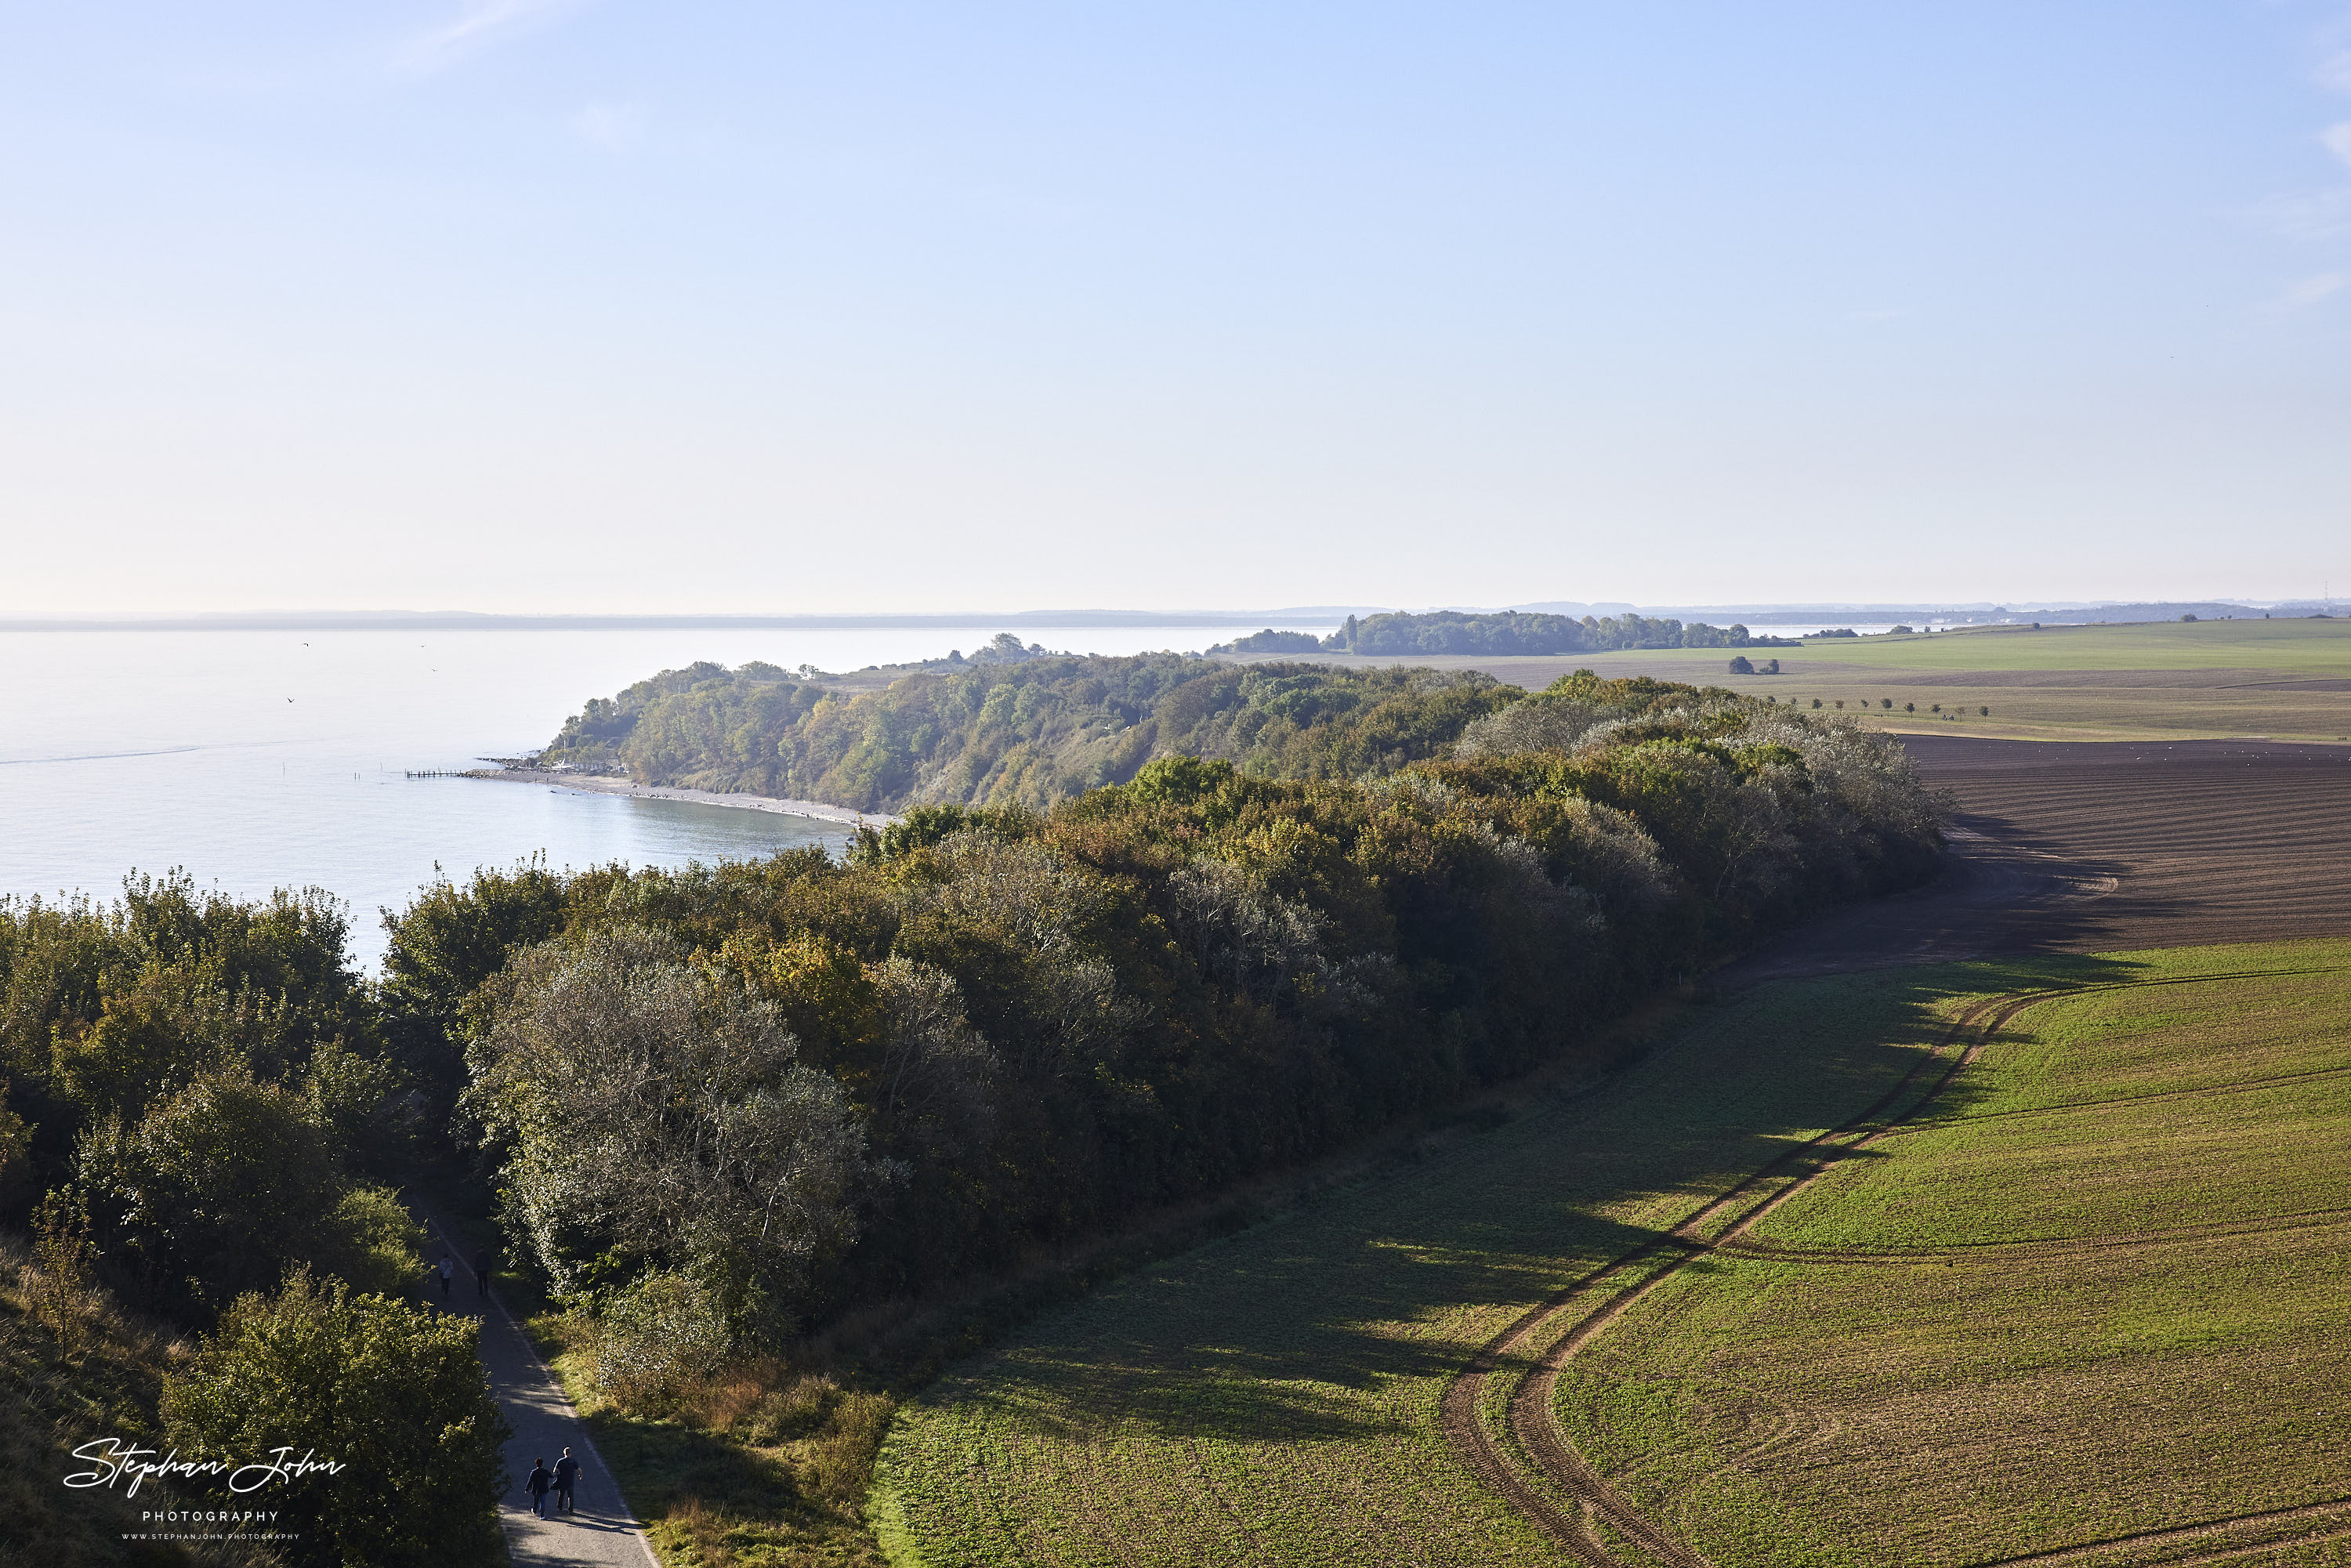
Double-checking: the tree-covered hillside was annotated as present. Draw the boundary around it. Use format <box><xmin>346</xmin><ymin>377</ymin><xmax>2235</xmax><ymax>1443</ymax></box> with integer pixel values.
<box><xmin>541</xmin><ymin>656</ymin><xmax>1526</xmax><ymax>812</ymax></box>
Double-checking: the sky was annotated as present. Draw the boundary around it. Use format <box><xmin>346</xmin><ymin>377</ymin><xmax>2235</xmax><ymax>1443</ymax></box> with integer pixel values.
<box><xmin>2</xmin><ymin>2</ymin><xmax>2348</xmax><ymax>614</ymax></box>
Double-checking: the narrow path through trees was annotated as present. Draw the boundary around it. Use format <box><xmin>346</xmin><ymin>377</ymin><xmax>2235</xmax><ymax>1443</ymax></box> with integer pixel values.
<box><xmin>421</xmin><ymin>1214</ymin><xmax>661</xmax><ymax>1568</ymax></box>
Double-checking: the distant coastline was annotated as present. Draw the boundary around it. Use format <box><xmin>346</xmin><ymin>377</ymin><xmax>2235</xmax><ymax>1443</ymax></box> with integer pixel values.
<box><xmin>465</xmin><ymin>769</ymin><xmax>897</xmax><ymax>828</ymax></box>
<box><xmin>0</xmin><ymin>609</ymin><xmax>1366</xmax><ymax>633</ymax></box>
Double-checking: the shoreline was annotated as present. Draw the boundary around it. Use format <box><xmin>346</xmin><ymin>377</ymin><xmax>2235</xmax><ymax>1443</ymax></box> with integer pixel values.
<box><xmin>465</xmin><ymin>770</ymin><xmax>899</xmax><ymax>827</ymax></box>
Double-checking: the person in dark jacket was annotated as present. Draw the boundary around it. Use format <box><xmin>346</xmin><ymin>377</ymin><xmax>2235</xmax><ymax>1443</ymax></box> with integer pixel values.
<box><xmin>473</xmin><ymin>1248</ymin><xmax>494</xmax><ymax>1299</ymax></box>
<box><xmin>523</xmin><ymin>1458</ymin><xmax>552</xmax><ymax>1519</ymax></box>
<box><xmin>554</xmin><ymin>1447</ymin><xmax>580</xmax><ymax>1513</ymax></box>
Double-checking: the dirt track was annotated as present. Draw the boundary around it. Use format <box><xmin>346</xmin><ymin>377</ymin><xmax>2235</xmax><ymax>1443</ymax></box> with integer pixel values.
<box><xmin>1726</xmin><ymin>737</ymin><xmax>2351</xmax><ymax>982</ymax></box>
<box><xmin>1443</xmin><ymin>975</ymin><xmax>2351</xmax><ymax>1567</ymax></box>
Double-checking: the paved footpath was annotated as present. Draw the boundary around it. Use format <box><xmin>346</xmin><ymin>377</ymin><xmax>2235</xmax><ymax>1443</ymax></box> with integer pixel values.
<box><xmin>423</xmin><ymin>1215</ymin><xmax>661</xmax><ymax>1568</ymax></box>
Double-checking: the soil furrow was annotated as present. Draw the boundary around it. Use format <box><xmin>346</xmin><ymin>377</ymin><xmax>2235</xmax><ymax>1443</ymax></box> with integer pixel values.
<box><xmin>1718</xmin><ymin>1205</ymin><xmax>2351</xmax><ymax>1266</ymax></box>
<box><xmin>1876</xmin><ymin>1060</ymin><xmax>2351</xmax><ymax>1134</ymax></box>
<box><xmin>1962</xmin><ymin>1497</ymin><xmax>2351</xmax><ymax>1566</ymax></box>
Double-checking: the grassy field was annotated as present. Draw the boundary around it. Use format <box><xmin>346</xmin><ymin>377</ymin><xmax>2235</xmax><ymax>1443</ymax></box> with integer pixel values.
<box><xmin>1559</xmin><ymin>946</ymin><xmax>2351</xmax><ymax>1566</ymax></box>
<box><xmin>871</xmin><ymin>943</ymin><xmax>2351</xmax><ymax>1567</ymax></box>
<box><xmin>1233</xmin><ymin>618</ymin><xmax>2351</xmax><ymax>742</ymax></box>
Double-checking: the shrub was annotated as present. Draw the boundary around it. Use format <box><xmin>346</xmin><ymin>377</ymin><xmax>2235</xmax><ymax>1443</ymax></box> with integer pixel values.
<box><xmin>20</xmin><ymin>1190</ymin><xmax>96</xmax><ymax>1357</ymax></box>
<box><xmin>162</xmin><ymin>1269</ymin><xmax>509</xmax><ymax>1567</ymax></box>
<box><xmin>744</xmin><ymin>1372</ymin><xmax>845</xmax><ymax>1444</ymax></box>
<box><xmin>587</xmin><ymin>1271</ymin><xmax>734</xmax><ymax>1415</ymax></box>
<box><xmin>317</xmin><ymin>1185</ymin><xmax>427</xmax><ymax>1299</ymax></box>
<box><xmin>806</xmin><ymin>1390</ymin><xmax>898</xmax><ymax>1506</ymax></box>
<box><xmin>75</xmin><ymin>1066</ymin><xmax>342</xmax><ymax>1316</ymax></box>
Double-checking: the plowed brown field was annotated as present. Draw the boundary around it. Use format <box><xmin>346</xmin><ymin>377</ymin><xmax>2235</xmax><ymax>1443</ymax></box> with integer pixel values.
<box><xmin>1729</xmin><ymin>737</ymin><xmax>2351</xmax><ymax>982</ymax></box>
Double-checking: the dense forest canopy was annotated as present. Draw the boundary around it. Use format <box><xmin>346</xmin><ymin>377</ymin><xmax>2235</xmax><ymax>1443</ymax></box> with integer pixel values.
<box><xmin>541</xmin><ymin>654</ymin><xmax>1524</xmax><ymax>811</ymax></box>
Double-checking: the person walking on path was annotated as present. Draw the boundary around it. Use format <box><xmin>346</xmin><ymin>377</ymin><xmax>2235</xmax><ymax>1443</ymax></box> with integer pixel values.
<box><xmin>554</xmin><ymin>1447</ymin><xmax>580</xmax><ymax>1514</ymax></box>
<box><xmin>473</xmin><ymin>1247</ymin><xmax>494</xmax><ymax>1299</ymax></box>
<box><xmin>523</xmin><ymin>1458</ymin><xmax>553</xmax><ymax>1519</ymax></box>
<box><xmin>437</xmin><ymin>1253</ymin><xmax>454</xmax><ymax>1300</ymax></box>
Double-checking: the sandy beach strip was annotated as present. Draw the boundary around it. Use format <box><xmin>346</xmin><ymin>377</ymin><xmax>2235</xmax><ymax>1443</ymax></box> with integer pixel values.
<box><xmin>467</xmin><ymin>770</ymin><xmax>898</xmax><ymax>827</ymax></box>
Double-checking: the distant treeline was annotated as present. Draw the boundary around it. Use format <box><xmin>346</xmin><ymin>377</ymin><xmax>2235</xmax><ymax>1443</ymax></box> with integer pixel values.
<box><xmin>1209</xmin><ymin>610</ymin><xmax>1799</xmax><ymax>659</ymax></box>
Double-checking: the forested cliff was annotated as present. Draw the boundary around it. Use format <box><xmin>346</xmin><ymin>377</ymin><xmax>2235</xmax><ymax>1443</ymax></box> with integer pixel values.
<box><xmin>541</xmin><ymin>655</ymin><xmax>1523</xmax><ymax>811</ymax></box>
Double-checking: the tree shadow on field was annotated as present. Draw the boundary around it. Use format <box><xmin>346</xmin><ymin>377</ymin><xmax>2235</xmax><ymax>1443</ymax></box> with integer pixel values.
<box><xmin>581</xmin><ymin>1406</ymin><xmax>805</xmax><ymax>1526</ymax></box>
<box><xmin>1719</xmin><ymin>820</ymin><xmax>2151</xmax><ymax>986</ymax></box>
<box><xmin>955</xmin><ymin>955</ymin><xmax>2155</xmax><ymax>1448</ymax></box>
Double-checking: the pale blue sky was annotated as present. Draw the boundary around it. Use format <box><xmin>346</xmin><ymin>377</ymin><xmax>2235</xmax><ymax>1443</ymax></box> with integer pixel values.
<box><xmin>3</xmin><ymin>3</ymin><xmax>2347</xmax><ymax>613</ymax></box>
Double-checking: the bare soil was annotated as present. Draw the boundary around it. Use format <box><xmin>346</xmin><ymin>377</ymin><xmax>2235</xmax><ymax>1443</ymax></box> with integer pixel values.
<box><xmin>1723</xmin><ymin>738</ymin><xmax>2351</xmax><ymax>983</ymax></box>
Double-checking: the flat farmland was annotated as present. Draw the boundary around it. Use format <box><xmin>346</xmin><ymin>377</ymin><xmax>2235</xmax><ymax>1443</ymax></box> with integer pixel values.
<box><xmin>871</xmin><ymin>974</ymin><xmax>1974</xmax><ymax>1567</ymax></box>
<box><xmin>1556</xmin><ymin>945</ymin><xmax>2351</xmax><ymax>1566</ymax></box>
<box><xmin>1723</xmin><ymin>737</ymin><xmax>2351</xmax><ymax>980</ymax></box>
<box><xmin>873</xmin><ymin>945</ymin><xmax>2351</xmax><ymax>1566</ymax></box>
<box><xmin>1232</xmin><ymin>618</ymin><xmax>2351</xmax><ymax>743</ymax></box>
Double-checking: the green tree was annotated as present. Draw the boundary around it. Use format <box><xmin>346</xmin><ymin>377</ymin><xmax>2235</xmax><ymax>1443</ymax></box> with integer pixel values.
<box><xmin>75</xmin><ymin>1066</ymin><xmax>342</xmax><ymax>1314</ymax></box>
<box><xmin>1726</xmin><ymin>655</ymin><xmax>1754</xmax><ymax>675</ymax></box>
<box><xmin>464</xmin><ymin>927</ymin><xmax>871</xmax><ymax>1328</ymax></box>
<box><xmin>163</xmin><ymin>1269</ymin><xmax>509</xmax><ymax>1567</ymax></box>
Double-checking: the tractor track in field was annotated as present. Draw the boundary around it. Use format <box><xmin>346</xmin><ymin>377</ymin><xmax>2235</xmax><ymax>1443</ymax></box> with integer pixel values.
<box><xmin>1965</xmin><ymin>1498</ymin><xmax>2351</xmax><ymax>1566</ymax></box>
<box><xmin>1715</xmin><ymin>1204</ymin><xmax>2351</xmax><ymax>1267</ymax></box>
<box><xmin>1441</xmin><ymin>969</ymin><xmax>2350</xmax><ymax>1567</ymax></box>
<box><xmin>1871</xmin><ymin>1060</ymin><xmax>2351</xmax><ymax>1135</ymax></box>
<box><xmin>1437</xmin><ymin>987</ymin><xmax>2030</xmax><ymax>1565</ymax></box>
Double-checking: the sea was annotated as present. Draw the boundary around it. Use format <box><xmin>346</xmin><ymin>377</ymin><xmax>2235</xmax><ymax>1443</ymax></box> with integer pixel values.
<box><xmin>0</xmin><ymin>625</ymin><xmax>1312</xmax><ymax>970</ymax></box>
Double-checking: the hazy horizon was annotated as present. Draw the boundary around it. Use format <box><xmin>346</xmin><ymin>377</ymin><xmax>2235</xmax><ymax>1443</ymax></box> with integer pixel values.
<box><xmin>3</xmin><ymin>594</ymin><xmax>2340</xmax><ymax>629</ymax></box>
<box><xmin>5</xmin><ymin>5</ymin><xmax>2348</xmax><ymax>614</ymax></box>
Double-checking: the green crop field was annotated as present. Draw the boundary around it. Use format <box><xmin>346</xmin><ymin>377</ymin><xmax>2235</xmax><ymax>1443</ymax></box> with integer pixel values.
<box><xmin>1667</xmin><ymin>616</ymin><xmax>2351</xmax><ymax>675</ymax></box>
<box><xmin>871</xmin><ymin>942</ymin><xmax>2351</xmax><ymax>1567</ymax></box>
<box><xmin>1244</xmin><ymin>619</ymin><xmax>2351</xmax><ymax>742</ymax></box>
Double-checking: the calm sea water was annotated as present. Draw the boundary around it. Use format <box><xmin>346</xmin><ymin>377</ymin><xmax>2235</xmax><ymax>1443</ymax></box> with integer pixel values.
<box><xmin>0</xmin><ymin>625</ymin><xmax>1306</xmax><ymax>969</ymax></box>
